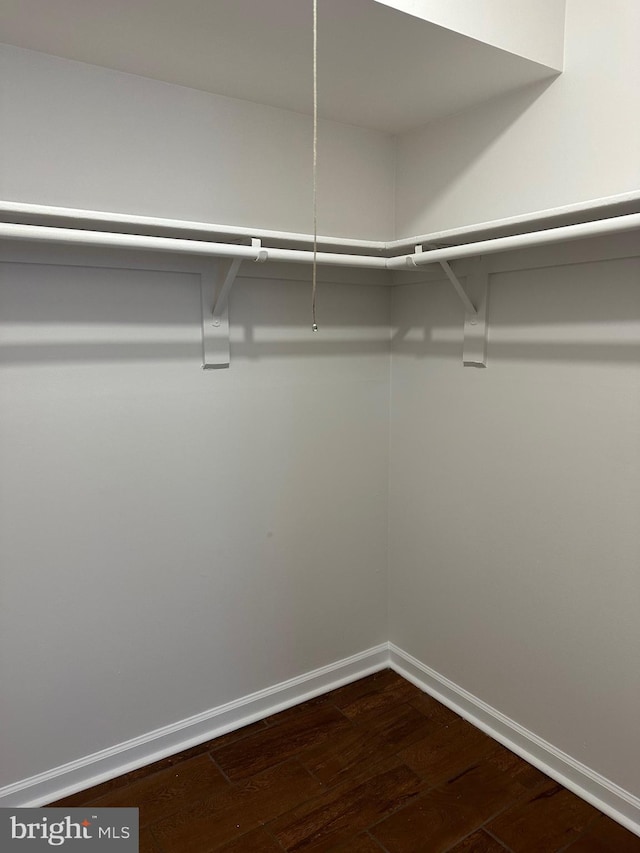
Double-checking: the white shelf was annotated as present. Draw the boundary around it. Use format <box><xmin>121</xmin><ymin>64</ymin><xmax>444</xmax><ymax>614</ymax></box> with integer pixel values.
<box><xmin>3</xmin><ymin>193</ymin><xmax>639</xmax><ymax>370</ymax></box>
<box><xmin>2</xmin><ymin>191</ymin><xmax>639</xmax><ymax>256</ymax></box>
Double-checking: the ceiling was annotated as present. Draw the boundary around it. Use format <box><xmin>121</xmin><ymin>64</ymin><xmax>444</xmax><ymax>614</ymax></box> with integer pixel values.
<box><xmin>0</xmin><ymin>0</ymin><xmax>559</xmax><ymax>133</ymax></box>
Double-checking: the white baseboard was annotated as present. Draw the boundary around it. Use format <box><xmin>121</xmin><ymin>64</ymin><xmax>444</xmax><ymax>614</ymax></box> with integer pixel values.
<box><xmin>388</xmin><ymin>643</ymin><xmax>640</xmax><ymax>838</ymax></box>
<box><xmin>4</xmin><ymin>639</ymin><xmax>639</xmax><ymax>840</ymax></box>
<box><xmin>0</xmin><ymin>643</ymin><xmax>388</xmax><ymax>808</ymax></box>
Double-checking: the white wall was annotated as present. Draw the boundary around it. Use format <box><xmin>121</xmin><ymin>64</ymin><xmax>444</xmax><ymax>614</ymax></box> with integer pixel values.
<box><xmin>2</xmin><ymin>0</ymin><xmax>640</xmax><ymax>810</ymax></box>
<box><xmin>0</xmin><ymin>44</ymin><xmax>392</xmax><ymax>790</ymax></box>
<box><xmin>0</xmin><ymin>44</ymin><xmax>395</xmax><ymax>240</ymax></box>
<box><xmin>389</xmin><ymin>235</ymin><xmax>640</xmax><ymax>798</ymax></box>
<box><xmin>376</xmin><ymin>0</ymin><xmax>565</xmax><ymax>70</ymax></box>
<box><xmin>389</xmin><ymin>0</ymin><xmax>640</xmax><ymax>805</ymax></box>
<box><xmin>395</xmin><ymin>0</ymin><xmax>640</xmax><ymax>237</ymax></box>
<box><xmin>0</xmin><ymin>249</ymin><xmax>390</xmax><ymax>787</ymax></box>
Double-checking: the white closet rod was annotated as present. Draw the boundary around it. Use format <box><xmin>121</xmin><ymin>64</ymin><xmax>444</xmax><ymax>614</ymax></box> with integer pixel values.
<box><xmin>0</xmin><ymin>201</ymin><xmax>385</xmax><ymax>251</ymax></box>
<box><xmin>385</xmin><ymin>190</ymin><xmax>640</xmax><ymax>252</ymax></box>
<box><xmin>1</xmin><ymin>214</ymin><xmax>639</xmax><ymax>270</ymax></box>
<box><xmin>2</xmin><ymin>192</ymin><xmax>638</xmax><ymax>254</ymax></box>
<box><xmin>386</xmin><ymin>212</ymin><xmax>640</xmax><ymax>269</ymax></box>
<box><xmin>0</xmin><ymin>223</ymin><xmax>389</xmax><ymax>269</ymax></box>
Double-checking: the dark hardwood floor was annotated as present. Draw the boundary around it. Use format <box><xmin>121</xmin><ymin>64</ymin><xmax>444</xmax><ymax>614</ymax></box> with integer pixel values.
<box><xmin>49</xmin><ymin>670</ymin><xmax>640</xmax><ymax>852</ymax></box>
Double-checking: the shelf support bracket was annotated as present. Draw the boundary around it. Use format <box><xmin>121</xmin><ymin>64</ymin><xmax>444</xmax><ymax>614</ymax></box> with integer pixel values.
<box><xmin>461</xmin><ymin>258</ymin><xmax>489</xmax><ymax>368</ymax></box>
<box><xmin>212</xmin><ymin>257</ymin><xmax>243</xmax><ymax>326</ymax></box>
<box><xmin>439</xmin><ymin>259</ymin><xmax>478</xmax><ymax>318</ymax></box>
<box><xmin>412</xmin><ymin>244</ymin><xmax>477</xmax><ymax>317</ymax></box>
<box><xmin>201</xmin><ymin>256</ymin><xmax>242</xmax><ymax>369</ymax></box>
<box><xmin>199</xmin><ymin>239</ymin><xmax>267</xmax><ymax>368</ymax></box>
<box><xmin>415</xmin><ymin>246</ymin><xmax>489</xmax><ymax>367</ymax></box>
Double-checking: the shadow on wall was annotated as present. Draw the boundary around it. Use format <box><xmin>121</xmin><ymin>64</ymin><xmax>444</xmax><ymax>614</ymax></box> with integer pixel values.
<box><xmin>397</xmin><ymin>76</ymin><xmax>559</xmax><ymax>232</ymax></box>
<box><xmin>0</xmin><ymin>262</ymin><xmax>390</xmax><ymax>365</ymax></box>
<box><xmin>392</xmin><ymin>252</ymin><xmax>640</xmax><ymax>364</ymax></box>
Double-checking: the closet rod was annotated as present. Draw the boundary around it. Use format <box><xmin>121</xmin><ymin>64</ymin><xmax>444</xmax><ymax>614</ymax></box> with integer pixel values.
<box><xmin>2</xmin><ymin>192</ymin><xmax>638</xmax><ymax>255</ymax></box>
<box><xmin>0</xmin><ymin>223</ymin><xmax>388</xmax><ymax>269</ymax></box>
<box><xmin>0</xmin><ymin>213</ymin><xmax>638</xmax><ymax>271</ymax></box>
<box><xmin>386</xmin><ymin>212</ymin><xmax>640</xmax><ymax>269</ymax></box>
<box><xmin>385</xmin><ymin>190</ymin><xmax>640</xmax><ymax>252</ymax></box>
<box><xmin>0</xmin><ymin>201</ymin><xmax>385</xmax><ymax>252</ymax></box>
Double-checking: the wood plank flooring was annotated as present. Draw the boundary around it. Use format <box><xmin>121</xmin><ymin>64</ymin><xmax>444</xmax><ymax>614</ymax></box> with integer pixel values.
<box><xmin>48</xmin><ymin>670</ymin><xmax>640</xmax><ymax>852</ymax></box>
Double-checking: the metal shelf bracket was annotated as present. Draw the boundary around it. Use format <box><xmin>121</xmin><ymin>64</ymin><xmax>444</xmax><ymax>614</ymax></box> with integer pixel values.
<box><xmin>201</xmin><ymin>255</ymin><xmax>243</xmax><ymax>369</ymax></box>
<box><xmin>442</xmin><ymin>258</ymin><xmax>489</xmax><ymax>367</ymax></box>
<box><xmin>200</xmin><ymin>239</ymin><xmax>270</xmax><ymax>368</ymax></box>
<box><xmin>438</xmin><ymin>259</ymin><xmax>477</xmax><ymax>318</ymax></box>
<box><xmin>415</xmin><ymin>246</ymin><xmax>489</xmax><ymax>367</ymax></box>
<box><xmin>461</xmin><ymin>259</ymin><xmax>489</xmax><ymax>368</ymax></box>
<box><xmin>212</xmin><ymin>257</ymin><xmax>243</xmax><ymax>327</ymax></box>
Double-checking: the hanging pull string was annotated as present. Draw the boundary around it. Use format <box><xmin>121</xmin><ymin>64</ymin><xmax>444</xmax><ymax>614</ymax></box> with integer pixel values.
<box><xmin>311</xmin><ymin>0</ymin><xmax>318</xmax><ymax>331</ymax></box>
